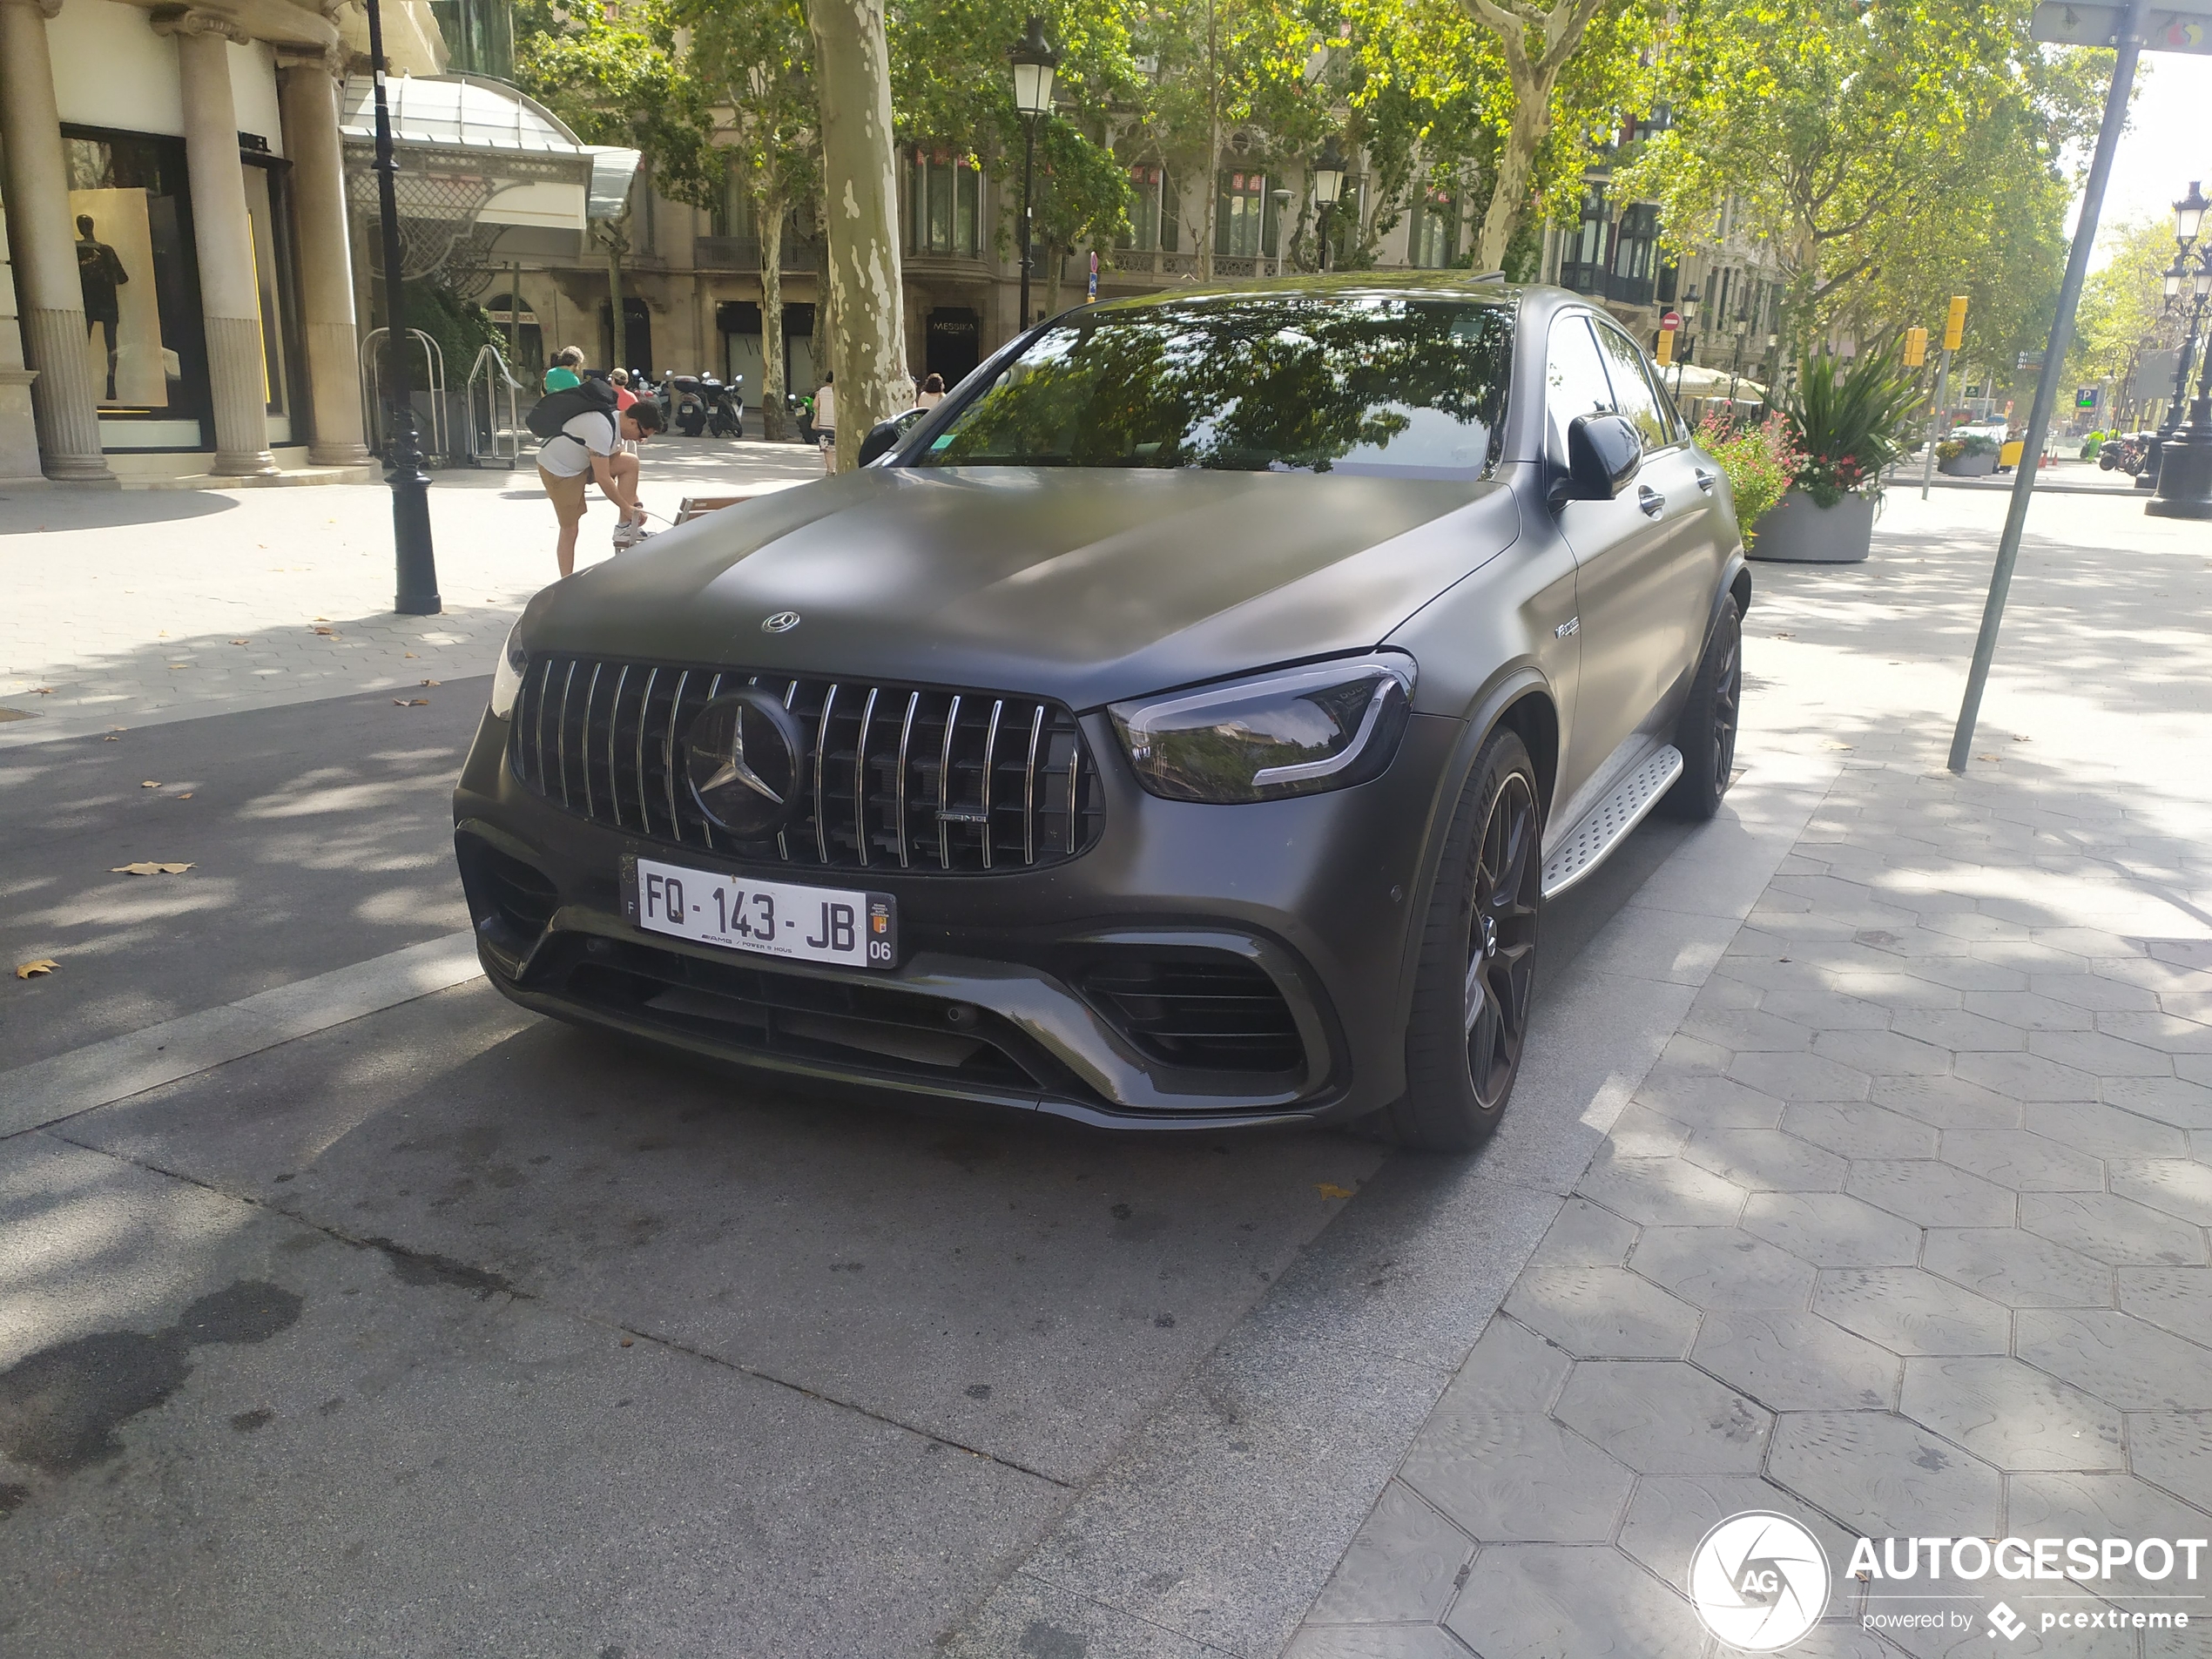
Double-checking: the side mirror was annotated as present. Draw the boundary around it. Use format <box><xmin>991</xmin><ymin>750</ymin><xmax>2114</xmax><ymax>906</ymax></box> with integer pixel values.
<box><xmin>857</xmin><ymin>418</ymin><xmax>906</xmax><ymax>468</ymax></box>
<box><xmin>1565</xmin><ymin>413</ymin><xmax>1643</xmax><ymax>502</ymax></box>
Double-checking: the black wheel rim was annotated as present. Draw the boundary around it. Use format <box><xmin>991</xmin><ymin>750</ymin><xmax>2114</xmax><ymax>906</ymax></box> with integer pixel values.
<box><xmin>1710</xmin><ymin>618</ymin><xmax>1741</xmax><ymax>786</ymax></box>
<box><xmin>1464</xmin><ymin>773</ymin><xmax>1540</xmax><ymax>1112</ymax></box>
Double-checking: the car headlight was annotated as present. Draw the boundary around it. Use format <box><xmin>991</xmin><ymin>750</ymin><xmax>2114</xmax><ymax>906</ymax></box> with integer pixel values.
<box><xmin>489</xmin><ymin>624</ymin><xmax>527</xmax><ymax>720</ymax></box>
<box><xmin>1109</xmin><ymin>654</ymin><xmax>1416</xmax><ymax>803</ymax></box>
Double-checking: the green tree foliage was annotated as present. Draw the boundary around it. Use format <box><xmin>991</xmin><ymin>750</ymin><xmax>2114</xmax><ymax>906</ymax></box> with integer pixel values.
<box><xmin>516</xmin><ymin>0</ymin><xmax>721</xmax><ymax>366</ymax></box>
<box><xmin>2072</xmin><ymin>215</ymin><xmax>2189</xmax><ymax>423</ymax></box>
<box><xmin>1619</xmin><ymin>0</ymin><xmax>2111</xmax><ymax>364</ymax></box>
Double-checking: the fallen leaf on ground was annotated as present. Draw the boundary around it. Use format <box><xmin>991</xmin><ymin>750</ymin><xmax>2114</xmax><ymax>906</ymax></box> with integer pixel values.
<box><xmin>420</xmin><ymin>679</ymin><xmax>440</xmax><ymax>687</ymax></box>
<box><xmin>1977</xmin><ymin>752</ymin><xmax>1997</xmax><ymax>761</ymax></box>
<box><xmin>394</xmin><ymin>698</ymin><xmax>429</xmax><ymax>707</ymax></box>
<box><xmin>314</xmin><ymin>616</ymin><xmax>328</xmax><ymax>622</ymax></box>
<box><xmin>1315</xmin><ymin>1183</ymin><xmax>1356</xmax><ymax>1200</ymax></box>
<box><xmin>2013</xmin><ymin>734</ymin><xmax>2031</xmax><ymax>742</ymax></box>
<box><xmin>230</xmin><ymin>638</ymin><xmax>250</xmax><ymax>645</ymax></box>
<box><xmin>404</xmin><ymin>651</ymin><xmax>419</xmax><ymax>659</ymax></box>
<box><xmin>141</xmin><ymin>780</ymin><xmax>161</xmax><ymax>788</ymax></box>
<box><xmin>176</xmin><ymin>792</ymin><xmax>193</xmax><ymax>800</ymax></box>
<box><xmin>313</xmin><ymin>626</ymin><xmax>338</xmax><ymax>637</ymax></box>
<box><xmin>1771</xmin><ymin>631</ymin><xmax>1794</xmax><ymax>638</ymax></box>
<box><xmin>30</xmin><ymin>687</ymin><xmax>53</xmax><ymax>695</ymax></box>
<box><xmin>102</xmin><ymin>734</ymin><xmax>119</xmax><ymax>741</ymax></box>
<box><xmin>14</xmin><ymin>960</ymin><xmax>57</xmax><ymax>979</ymax></box>
<box><xmin>111</xmin><ymin>861</ymin><xmax>193</xmax><ymax>875</ymax></box>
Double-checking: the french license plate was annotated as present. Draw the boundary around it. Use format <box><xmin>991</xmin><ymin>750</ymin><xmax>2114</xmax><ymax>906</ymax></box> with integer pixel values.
<box><xmin>632</xmin><ymin>856</ymin><xmax>896</xmax><ymax>969</ymax></box>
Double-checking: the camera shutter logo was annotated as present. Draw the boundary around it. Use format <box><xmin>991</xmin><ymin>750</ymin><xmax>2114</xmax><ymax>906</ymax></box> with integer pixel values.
<box><xmin>1688</xmin><ymin>1511</ymin><xmax>1831</xmax><ymax>1652</ymax></box>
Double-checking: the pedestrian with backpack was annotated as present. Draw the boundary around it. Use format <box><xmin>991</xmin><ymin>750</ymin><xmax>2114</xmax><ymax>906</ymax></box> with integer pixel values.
<box><xmin>527</xmin><ymin>375</ymin><xmax>664</xmax><ymax>577</ymax></box>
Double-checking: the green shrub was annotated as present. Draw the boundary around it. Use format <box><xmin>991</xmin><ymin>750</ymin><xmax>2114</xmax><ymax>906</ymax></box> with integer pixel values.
<box><xmin>1698</xmin><ymin>412</ymin><xmax>1801</xmax><ymax>550</ymax></box>
<box><xmin>1779</xmin><ymin>347</ymin><xmax>1923</xmax><ymax>507</ymax></box>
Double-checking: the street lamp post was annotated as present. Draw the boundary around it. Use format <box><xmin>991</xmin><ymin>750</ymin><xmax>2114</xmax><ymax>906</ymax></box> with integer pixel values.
<box><xmin>2144</xmin><ymin>184</ymin><xmax>2208</xmax><ymax>498</ymax></box>
<box><xmin>1009</xmin><ymin>17</ymin><xmax>1058</xmax><ymax>333</ymax></box>
<box><xmin>1271</xmin><ymin>187</ymin><xmax>1292</xmax><ymax>278</ymax></box>
<box><xmin>1676</xmin><ymin>286</ymin><xmax>1700</xmax><ymax>395</ymax></box>
<box><xmin>2149</xmin><ymin>244</ymin><xmax>2212</xmax><ymax>517</ymax></box>
<box><xmin>1728</xmin><ymin>314</ymin><xmax>1748</xmax><ymax>406</ymax></box>
<box><xmin>364</xmin><ymin>0</ymin><xmax>439</xmax><ymax>614</ymax></box>
<box><xmin>1312</xmin><ymin>139</ymin><xmax>1345</xmax><ymax>273</ymax></box>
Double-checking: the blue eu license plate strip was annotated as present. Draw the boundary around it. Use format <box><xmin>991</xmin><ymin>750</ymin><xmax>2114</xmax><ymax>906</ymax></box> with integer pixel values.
<box><xmin>633</xmin><ymin>856</ymin><xmax>896</xmax><ymax>968</ymax></box>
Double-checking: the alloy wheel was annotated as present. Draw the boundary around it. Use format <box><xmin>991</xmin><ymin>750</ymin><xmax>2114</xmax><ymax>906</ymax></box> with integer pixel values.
<box><xmin>1463</xmin><ymin>772</ymin><xmax>1540</xmax><ymax>1111</ymax></box>
<box><xmin>1710</xmin><ymin>619</ymin><xmax>1741</xmax><ymax>785</ymax></box>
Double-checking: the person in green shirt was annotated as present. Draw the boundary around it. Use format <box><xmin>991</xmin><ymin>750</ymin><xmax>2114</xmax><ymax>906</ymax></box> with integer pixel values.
<box><xmin>543</xmin><ymin>345</ymin><xmax>584</xmax><ymax>393</ymax></box>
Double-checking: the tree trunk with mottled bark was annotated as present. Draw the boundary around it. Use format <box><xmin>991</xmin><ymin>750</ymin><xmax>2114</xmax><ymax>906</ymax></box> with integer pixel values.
<box><xmin>1460</xmin><ymin>0</ymin><xmax>1609</xmax><ymax>272</ymax></box>
<box><xmin>807</xmin><ymin>0</ymin><xmax>907</xmax><ymax>472</ymax></box>
<box><xmin>758</xmin><ymin>185</ymin><xmax>789</xmax><ymax>441</ymax></box>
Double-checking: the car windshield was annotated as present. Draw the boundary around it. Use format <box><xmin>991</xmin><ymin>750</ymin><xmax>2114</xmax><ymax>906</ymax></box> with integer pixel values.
<box><xmin>912</xmin><ymin>293</ymin><xmax>1513</xmax><ymax>478</ymax></box>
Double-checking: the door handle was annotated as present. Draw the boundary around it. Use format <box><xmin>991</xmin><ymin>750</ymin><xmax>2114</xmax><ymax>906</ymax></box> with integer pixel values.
<box><xmin>1694</xmin><ymin>469</ymin><xmax>1716</xmax><ymax>494</ymax></box>
<box><xmin>1637</xmin><ymin>485</ymin><xmax>1666</xmax><ymax>517</ymax></box>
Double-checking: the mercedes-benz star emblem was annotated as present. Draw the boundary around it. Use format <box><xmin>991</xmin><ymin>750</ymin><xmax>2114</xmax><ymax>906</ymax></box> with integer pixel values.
<box><xmin>684</xmin><ymin>688</ymin><xmax>806</xmax><ymax>838</ymax></box>
<box><xmin>760</xmin><ymin>610</ymin><xmax>801</xmax><ymax>634</ymax></box>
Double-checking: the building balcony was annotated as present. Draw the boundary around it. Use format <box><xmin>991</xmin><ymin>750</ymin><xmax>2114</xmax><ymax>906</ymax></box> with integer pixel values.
<box><xmin>693</xmin><ymin>236</ymin><xmax>817</xmax><ymax>273</ymax></box>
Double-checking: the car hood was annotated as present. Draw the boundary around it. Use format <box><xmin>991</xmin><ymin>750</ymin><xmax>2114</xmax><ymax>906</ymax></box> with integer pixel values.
<box><xmin>526</xmin><ymin>467</ymin><xmax>1518</xmax><ymax>710</ymax></box>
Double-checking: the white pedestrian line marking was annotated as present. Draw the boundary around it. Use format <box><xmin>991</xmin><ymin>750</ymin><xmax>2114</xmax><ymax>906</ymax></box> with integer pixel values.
<box><xmin>0</xmin><ymin>931</ymin><xmax>483</xmax><ymax>1137</ymax></box>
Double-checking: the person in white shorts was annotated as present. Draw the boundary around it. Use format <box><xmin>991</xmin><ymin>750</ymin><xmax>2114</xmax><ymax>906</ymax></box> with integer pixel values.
<box><xmin>813</xmin><ymin>372</ymin><xmax>836</xmax><ymax>472</ymax></box>
<box><xmin>536</xmin><ymin>395</ymin><xmax>663</xmax><ymax>577</ymax></box>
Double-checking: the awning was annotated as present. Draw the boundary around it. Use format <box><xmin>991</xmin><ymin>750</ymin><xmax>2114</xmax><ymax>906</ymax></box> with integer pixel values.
<box><xmin>340</xmin><ymin>74</ymin><xmax>641</xmax><ymax>233</ymax></box>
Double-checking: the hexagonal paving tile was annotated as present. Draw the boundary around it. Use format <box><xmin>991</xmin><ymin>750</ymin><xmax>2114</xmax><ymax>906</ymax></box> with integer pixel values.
<box><xmin>1683</xmin><ymin>1128</ymin><xmax>1850</xmax><ymax>1193</ymax></box>
<box><xmin>1554</xmin><ymin>1359</ymin><xmax>1772</xmax><ymax>1474</ymax></box>
<box><xmin>1444</xmin><ymin>1544</ymin><xmax>1706</xmax><ymax>1659</ymax></box>
<box><xmin>1729</xmin><ymin>1049</ymin><xmax>1874</xmax><ymax>1103</ymax></box>
<box><xmin>2028</xmin><ymin>972</ymin><xmax>2161</xmax><ymax>1015</ymax></box>
<box><xmin>1304</xmin><ymin>1480</ymin><xmax>1474</xmax><ymax>1626</ymax></box>
<box><xmin>1501</xmin><ymin>1267</ymin><xmax>1702</xmax><ymax>1359</ymax></box>
<box><xmin>1399</xmin><ymin>1411</ymin><xmax>1634</xmax><ymax>1543</ymax></box>
<box><xmin>1962</xmin><ymin>989</ymin><xmax>2098</xmax><ymax>1031</ymax></box>
<box><xmin>2109</xmin><ymin>1158</ymin><xmax>2212</xmax><ymax>1225</ymax></box>
<box><xmin>1524</xmin><ymin>1197</ymin><xmax>1639</xmax><ymax>1270</ymax></box>
<box><xmin>1760</xmin><ymin>988</ymin><xmax>1893</xmax><ymax>1030</ymax></box>
<box><xmin>2100</xmin><ymin>1010</ymin><xmax>2212</xmax><ymax>1056</ymax></box>
<box><xmin>2128</xmin><ymin>1412</ymin><xmax>2212</xmax><ymax>1513</ymax></box>
<box><xmin>1812</xmin><ymin>1028</ymin><xmax>1954</xmax><ymax>1077</ymax></box>
<box><xmin>2103</xmin><ymin>1076</ymin><xmax>2212</xmax><ymax>1130</ymax></box>
<box><xmin>1895</xmin><ymin>954</ymin><xmax>2033</xmax><ymax>995</ymax></box>
<box><xmin>1891</xmin><ymin>1007</ymin><xmax>2030</xmax><ymax>1050</ymax></box>
<box><xmin>1954</xmin><ymin>1049</ymin><xmax>2101</xmax><ymax>1102</ymax></box>
<box><xmin>1682</xmin><ymin>1006</ymin><xmax>1818</xmax><ymax>1053</ymax></box>
<box><xmin>2016</xmin><ymin>1308</ymin><xmax>2212</xmax><ymax>1410</ymax></box>
<box><xmin>1811</xmin><ymin>1268</ymin><xmax>2011</xmax><ymax>1355</ymax></box>
<box><xmin>1283</xmin><ymin>1622</ymin><xmax>1468</xmax><ymax>1659</ymax></box>
<box><xmin>1921</xmin><ymin>1227</ymin><xmax>2113</xmax><ymax>1308</ymax></box>
<box><xmin>1870</xmin><ymin>1075</ymin><xmax>2024</xmax><ymax>1131</ymax></box>
<box><xmin>1607</xmin><ymin>1103</ymin><xmax>1692</xmax><ymax>1160</ymax></box>
<box><xmin>2116</xmin><ymin>1265</ymin><xmax>2212</xmax><ymax>1348</ymax></box>
<box><xmin>1844</xmin><ymin>1159</ymin><xmax>2017</xmax><ymax>1229</ymax></box>
<box><xmin>1898</xmin><ymin>1355</ymin><xmax>2125</xmax><ymax>1470</ymax></box>
<box><xmin>2030</xmin><ymin>1028</ymin><xmax>2176</xmax><ymax>1078</ymax></box>
<box><xmin>2019</xmin><ymin>1192</ymin><xmax>2209</xmax><ymax>1266</ymax></box>
<box><xmin>1691</xmin><ymin>1310</ymin><xmax>1902</xmax><ymax>1411</ymax></box>
<box><xmin>1630</xmin><ymin>1065</ymin><xmax>1787</xmax><ymax>1130</ymax></box>
<box><xmin>1768</xmin><ymin>1411</ymin><xmax>2003</xmax><ymax>1536</ymax></box>
<box><xmin>1742</xmin><ymin>1190</ymin><xmax>1923</xmax><ymax>1268</ymax></box>
<box><xmin>2006</xmin><ymin>1473</ymin><xmax>2212</xmax><ymax>1595</ymax></box>
<box><xmin>1780</xmin><ymin>1102</ymin><xmax>1940</xmax><ymax>1161</ymax></box>
<box><xmin>1575</xmin><ymin>1155</ymin><xmax>1747</xmax><ymax>1229</ymax></box>
<box><xmin>2020</xmin><ymin>1101</ymin><xmax>2188</xmax><ymax>1159</ymax></box>
<box><xmin>1939</xmin><ymin>1130</ymin><xmax>2105</xmax><ymax>1192</ymax></box>
<box><xmin>1616</xmin><ymin>1473</ymin><xmax>1865</xmax><ymax>1592</ymax></box>
<box><xmin>1630</xmin><ymin>1225</ymin><xmax>1819</xmax><ymax>1311</ymax></box>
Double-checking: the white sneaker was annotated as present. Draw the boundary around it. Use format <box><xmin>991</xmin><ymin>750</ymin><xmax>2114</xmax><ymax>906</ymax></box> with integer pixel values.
<box><xmin>612</xmin><ymin>519</ymin><xmax>650</xmax><ymax>551</ymax></box>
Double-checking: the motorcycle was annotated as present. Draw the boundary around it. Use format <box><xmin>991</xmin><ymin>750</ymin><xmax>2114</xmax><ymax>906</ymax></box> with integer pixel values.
<box><xmin>704</xmin><ymin>373</ymin><xmax>745</xmax><ymax>439</ymax></box>
<box><xmin>666</xmin><ymin>373</ymin><xmax>708</xmax><ymax>437</ymax></box>
<box><xmin>2099</xmin><ymin>431</ymin><xmax>2153</xmax><ymax>475</ymax></box>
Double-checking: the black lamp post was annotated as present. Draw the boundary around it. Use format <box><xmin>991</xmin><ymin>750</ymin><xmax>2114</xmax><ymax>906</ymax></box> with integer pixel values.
<box><xmin>2145</xmin><ymin>182</ymin><xmax>2212</xmax><ymax>509</ymax></box>
<box><xmin>1312</xmin><ymin>138</ymin><xmax>1346</xmax><ymax>272</ymax></box>
<box><xmin>363</xmin><ymin>0</ymin><xmax>439</xmax><ymax>614</ymax></box>
<box><xmin>1009</xmin><ymin>17</ymin><xmax>1058</xmax><ymax>331</ymax></box>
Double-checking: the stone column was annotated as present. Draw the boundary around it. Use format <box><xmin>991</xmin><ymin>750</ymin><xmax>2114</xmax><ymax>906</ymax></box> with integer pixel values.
<box><xmin>0</xmin><ymin>194</ymin><xmax>50</xmax><ymax>486</ymax></box>
<box><xmin>162</xmin><ymin>10</ymin><xmax>277</xmax><ymax>475</ymax></box>
<box><xmin>0</xmin><ymin>0</ymin><xmax>115</xmax><ymax>482</ymax></box>
<box><xmin>276</xmin><ymin>49</ymin><xmax>369</xmax><ymax>465</ymax></box>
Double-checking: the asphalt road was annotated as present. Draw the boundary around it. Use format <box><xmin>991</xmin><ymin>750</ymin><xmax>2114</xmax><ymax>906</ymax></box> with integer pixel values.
<box><xmin>0</xmin><ymin>685</ymin><xmax>1696</xmax><ymax>1657</ymax></box>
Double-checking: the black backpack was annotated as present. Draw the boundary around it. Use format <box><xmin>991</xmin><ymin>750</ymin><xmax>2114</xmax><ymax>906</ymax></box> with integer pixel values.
<box><xmin>526</xmin><ymin>375</ymin><xmax>617</xmax><ymax>440</ymax></box>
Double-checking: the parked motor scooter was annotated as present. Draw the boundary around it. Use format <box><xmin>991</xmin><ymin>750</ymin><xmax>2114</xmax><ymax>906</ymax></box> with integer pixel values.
<box><xmin>667</xmin><ymin>373</ymin><xmax>708</xmax><ymax>437</ymax></box>
<box><xmin>788</xmin><ymin>390</ymin><xmax>815</xmax><ymax>445</ymax></box>
<box><xmin>705</xmin><ymin>373</ymin><xmax>745</xmax><ymax>438</ymax></box>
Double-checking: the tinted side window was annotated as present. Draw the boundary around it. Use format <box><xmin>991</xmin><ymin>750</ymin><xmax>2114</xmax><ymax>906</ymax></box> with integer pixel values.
<box><xmin>1544</xmin><ymin>316</ymin><xmax>1615</xmax><ymax>465</ymax></box>
<box><xmin>1593</xmin><ymin>323</ymin><xmax>1674</xmax><ymax>450</ymax></box>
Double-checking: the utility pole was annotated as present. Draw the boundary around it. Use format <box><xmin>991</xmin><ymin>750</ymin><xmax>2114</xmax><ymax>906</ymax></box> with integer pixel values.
<box><xmin>1920</xmin><ymin>299</ymin><xmax>1965</xmax><ymax>500</ymax></box>
<box><xmin>364</xmin><ymin>0</ymin><xmax>440</xmax><ymax>616</ymax></box>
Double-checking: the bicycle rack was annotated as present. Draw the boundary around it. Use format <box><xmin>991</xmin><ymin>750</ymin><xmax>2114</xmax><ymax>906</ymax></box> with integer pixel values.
<box><xmin>462</xmin><ymin>343</ymin><xmax>526</xmax><ymax>469</ymax></box>
<box><xmin>360</xmin><ymin>327</ymin><xmax>448</xmax><ymax>466</ymax></box>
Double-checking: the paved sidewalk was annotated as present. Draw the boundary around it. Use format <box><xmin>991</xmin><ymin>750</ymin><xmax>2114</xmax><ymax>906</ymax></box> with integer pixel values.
<box><xmin>0</xmin><ymin>438</ymin><xmax>820</xmax><ymax>744</ymax></box>
<box><xmin>1291</xmin><ymin>492</ymin><xmax>2212</xmax><ymax>1656</ymax></box>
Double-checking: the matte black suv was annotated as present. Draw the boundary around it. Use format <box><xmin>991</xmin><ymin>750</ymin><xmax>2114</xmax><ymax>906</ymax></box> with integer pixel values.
<box><xmin>454</xmin><ymin>275</ymin><xmax>1747</xmax><ymax>1149</ymax></box>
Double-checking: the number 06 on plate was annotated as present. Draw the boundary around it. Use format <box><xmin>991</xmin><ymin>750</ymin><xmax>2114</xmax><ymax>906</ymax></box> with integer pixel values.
<box><xmin>631</xmin><ymin>855</ymin><xmax>897</xmax><ymax>969</ymax></box>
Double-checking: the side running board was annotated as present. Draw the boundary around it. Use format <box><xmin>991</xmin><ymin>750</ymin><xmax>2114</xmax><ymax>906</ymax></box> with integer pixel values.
<box><xmin>1541</xmin><ymin>744</ymin><xmax>1683</xmax><ymax>899</ymax></box>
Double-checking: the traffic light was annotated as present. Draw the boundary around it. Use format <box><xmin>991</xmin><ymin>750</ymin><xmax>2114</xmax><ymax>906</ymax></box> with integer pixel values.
<box><xmin>1903</xmin><ymin>327</ymin><xmax>1928</xmax><ymax>368</ymax></box>
<box><xmin>1943</xmin><ymin>294</ymin><xmax>1969</xmax><ymax>352</ymax></box>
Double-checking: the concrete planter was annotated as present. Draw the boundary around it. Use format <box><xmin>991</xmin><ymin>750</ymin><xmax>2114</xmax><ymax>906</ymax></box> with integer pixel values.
<box><xmin>1747</xmin><ymin>488</ymin><xmax>1875</xmax><ymax>563</ymax></box>
<box><xmin>1939</xmin><ymin>451</ymin><xmax>1998</xmax><ymax>476</ymax></box>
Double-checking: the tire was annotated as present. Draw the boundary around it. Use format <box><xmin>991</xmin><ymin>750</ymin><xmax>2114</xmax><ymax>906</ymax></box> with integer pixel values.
<box><xmin>1662</xmin><ymin>594</ymin><xmax>1742</xmax><ymax>821</ymax></box>
<box><xmin>1380</xmin><ymin>726</ymin><xmax>1544</xmax><ymax>1153</ymax></box>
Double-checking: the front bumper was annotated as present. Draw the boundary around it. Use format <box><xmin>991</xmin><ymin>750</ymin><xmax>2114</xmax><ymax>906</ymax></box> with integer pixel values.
<box><xmin>452</xmin><ymin>705</ymin><xmax>1460</xmax><ymax>1130</ymax></box>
